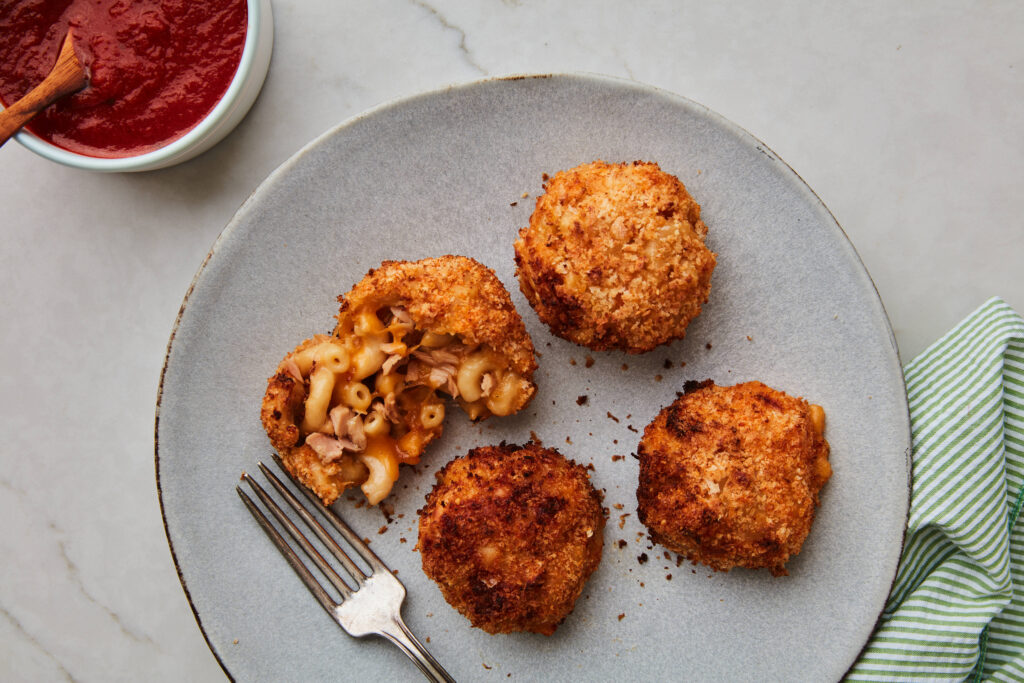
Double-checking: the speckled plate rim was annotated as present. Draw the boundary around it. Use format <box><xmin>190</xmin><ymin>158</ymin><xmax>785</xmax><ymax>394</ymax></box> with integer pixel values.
<box><xmin>155</xmin><ymin>71</ymin><xmax>912</xmax><ymax>681</ymax></box>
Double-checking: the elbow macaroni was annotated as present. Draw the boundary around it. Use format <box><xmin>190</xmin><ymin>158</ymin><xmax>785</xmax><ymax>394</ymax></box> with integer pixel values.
<box><xmin>456</xmin><ymin>351</ymin><xmax>501</xmax><ymax>402</ymax></box>
<box><xmin>316</xmin><ymin>342</ymin><xmax>350</xmax><ymax>374</ymax></box>
<box><xmin>350</xmin><ymin>308</ymin><xmax>388</xmax><ymax>380</ymax></box>
<box><xmin>358</xmin><ymin>436</ymin><xmax>400</xmax><ymax>505</ymax></box>
<box><xmin>351</xmin><ymin>341</ymin><xmax>386</xmax><ymax>381</ymax></box>
<box><xmin>397</xmin><ymin>429</ymin><xmax>427</xmax><ymax>461</ymax></box>
<box><xmin>363</xmin><ymin>411</ymin><xmax>390</xmax><ymax>437</ymax></box>
<box><xmin>283</xmin><ymin>305</ymin><xmax>530</xmax><ymax>505</ymax></box>
<box><xmin>339</xmin><ymin>381</ymin><xmax>372</xmax><ymax>412</ymax></box>
<box><xmin>301</xmin><ymin>365</ymin><xmax>335</xmax><ymax>433</ymax></box>
<box><xmin>420</xmin><ymin>331</ymin><xmax>453</xmax><ymax>348</ymax></box>
<box><xmin>353</xmin><ymin>308</ymin><xmax>386</xmax><ymax>336</ymax></box>
<box><xmin>808</xmin><ymin>404</ymin><xmax>826</xmax><ymax>436</ymax></box>
<box><xmin>420</xmin><ymin>403</ymin><xmax>445</xmax><ymax>430</ymax></box>
<box><xmin>486</xmin><ymin>372</ymin><xmax>521</xmax><ymax>416</ymax></box>
<box><xmin>374</xmin><ymin>371</ymin><xmax>403</xmax><ymax>397</ymax></box>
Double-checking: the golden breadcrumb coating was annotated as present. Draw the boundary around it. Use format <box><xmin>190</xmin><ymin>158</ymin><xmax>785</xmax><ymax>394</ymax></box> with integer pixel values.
<box><xmin>336</xmin><ymin>256</ymin><xmax>536</xmax><ymax>380</ymax></box>
<box><xmin>418</xmin><ymin>442</ymin><xmax>605</xmax><ymax>635</ymax></box>
<box><xmin>636</xmin><ymin>380</ymin><xmax>831</xmax><ymax>576</ymax></box>
<box><xmin>261</xmin><ymin>256</ymin><xmax>538</xmax><ymax>506</ymax></box>
<box><xmin>261</xmin><ymin>336</ymin><xmax>372</xmax><ymax>505</ymax></box>
<box><xmin>514</xmin><ymin>160</ymin><xmax>716</xmax><ymax>353</ymax></box>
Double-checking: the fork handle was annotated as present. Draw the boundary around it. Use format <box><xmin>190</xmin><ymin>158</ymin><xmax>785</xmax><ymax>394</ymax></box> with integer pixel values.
<box><xmin>380</xmin><ymin>617</ymin><xmax>457</xmax><ymax>683</ymax></box>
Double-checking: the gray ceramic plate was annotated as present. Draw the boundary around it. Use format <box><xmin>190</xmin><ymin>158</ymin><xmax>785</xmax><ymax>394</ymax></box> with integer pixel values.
<box><xmin>157</xmin><ymin>73</ymin><xmax>911</xmax><ymax>682</ymax></box>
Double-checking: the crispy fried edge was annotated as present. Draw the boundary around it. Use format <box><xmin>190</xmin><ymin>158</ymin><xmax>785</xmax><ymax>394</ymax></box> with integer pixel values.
<box><xmin>337</xmin><ymin>255</ymin><xmax>537</xmax><ymax>378</ymax></box>
<box><xmin>417</xmin><ymin>442</ymin><xmax>606</xmax><ymax>634</ymax></box>
<box><xmin>514</xmin><ymin>160</ymin><xmax>716</xmax><ymax>353</ymax></box>
<box><xmin>259</xmin><ymin>336</ymin><xmax>368</xmax><ymax>506</ymax></box>
<box><xmin>260</xmin><ymin>256</ymin><xmax>541</xmax><ymax>505</ymax></box>
<box><xmin>636</xmin><ymin>381</ymin><xmax>831</xmax><ymax>576</ymax></box>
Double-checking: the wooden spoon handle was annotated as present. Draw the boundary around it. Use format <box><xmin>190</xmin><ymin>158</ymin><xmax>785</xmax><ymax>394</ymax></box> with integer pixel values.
<box><xmin>0</xmin><ymin>31</ymin><xmax>88</xmax><ymax>147</ymax></box>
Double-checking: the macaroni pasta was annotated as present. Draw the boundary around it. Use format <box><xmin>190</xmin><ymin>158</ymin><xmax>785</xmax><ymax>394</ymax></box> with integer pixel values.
<box><xmin>275</xmin><ymin>305</ymin><xmax>532</xmax><ymax>504</ymax></box>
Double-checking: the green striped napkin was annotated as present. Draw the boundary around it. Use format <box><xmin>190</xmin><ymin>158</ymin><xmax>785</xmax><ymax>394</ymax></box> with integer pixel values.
<box><xmin>847</xmin><ymin>297</ymin><xmax>1024</xmax><ymax>681</ymax></box>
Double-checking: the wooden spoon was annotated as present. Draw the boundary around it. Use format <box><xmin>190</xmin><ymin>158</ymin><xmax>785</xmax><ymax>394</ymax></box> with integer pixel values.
<box><xmin>0</xmin><ymin>31</ymin><xmax>89</xmax><ymax>147</ymax></box>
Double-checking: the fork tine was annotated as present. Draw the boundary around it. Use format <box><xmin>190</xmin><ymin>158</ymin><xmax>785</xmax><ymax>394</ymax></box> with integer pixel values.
<box><xmin>242</xmin><ymin>463</ymin><xmax>456</xmax><ymax>683</ymax></box>
<box><xmin>236</xmin><ymin>485</ymin><xmax>340</xmax><ymax>610</ymax></box>
<box><xmin>257</xmin><ymin>461</ymin><xmax>369</xmax><ymax>583</ymax></box>
<box><xmin>240</xmin><ymin>473</ymin><xmax>355</xmax><ymax>599</ymax></box>
<box><xmin>270</xmin><ymin>454</ymin><xmax>389</xmax><ymax>573</ymax></box>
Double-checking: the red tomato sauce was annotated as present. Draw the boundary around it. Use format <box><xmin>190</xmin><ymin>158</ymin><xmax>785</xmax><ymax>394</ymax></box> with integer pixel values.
<box><xmin>0</xmin><ymin>0</ymin><xmax>247</xmax><ymax>158</ymax></box>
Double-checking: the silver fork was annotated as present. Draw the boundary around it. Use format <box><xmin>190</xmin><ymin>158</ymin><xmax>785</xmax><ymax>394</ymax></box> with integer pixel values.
<box><xmin>237</xmin><ymin>456</ymin><xmax>455</xmax><ymax>682</ymax></box>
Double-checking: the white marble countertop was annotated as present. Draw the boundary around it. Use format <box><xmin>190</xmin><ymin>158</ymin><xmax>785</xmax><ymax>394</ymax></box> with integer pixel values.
<box><xmin>1</xmin><ymin>1</ymin><xmax>1020</xmax><ymax>680</ymax></box>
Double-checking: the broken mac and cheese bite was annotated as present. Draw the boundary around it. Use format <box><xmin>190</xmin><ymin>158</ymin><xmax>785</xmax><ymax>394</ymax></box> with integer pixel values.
<box><xmin>514</xmin><ymin>160</ymin><xmax>716</xmax><ymax>353</ymax></box>
<box><xmin>260</xmin><ymin>256</ymin><xmax>537</xmax><ymax>506</ymax></box>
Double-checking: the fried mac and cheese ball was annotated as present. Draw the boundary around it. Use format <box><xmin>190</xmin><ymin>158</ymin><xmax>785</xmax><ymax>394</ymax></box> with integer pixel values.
<box><xmin>636</xmin><ymin>380</ymin><xmax>831</xmax><ymax>576</ymax></box>
<box><xmin>514</xmin><ymin>160</ymin><xmax>716</xmax><ymax>353</ymax></box>
<box><xmin>418</xmin><ymin>443</ymin><xmax>605</xmax><ymax>635</ymax></box>
<box><xmin>261</xmin><ymin>256</ymin><xmax>537</xmax><ymax>506</ymax></box>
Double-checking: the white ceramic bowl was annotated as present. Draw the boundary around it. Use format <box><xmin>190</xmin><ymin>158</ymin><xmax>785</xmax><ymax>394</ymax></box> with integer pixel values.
<box><xmin>5</xmin><ymin>0</ymin><xmax>273</xmax><ymax>172</ymax></box>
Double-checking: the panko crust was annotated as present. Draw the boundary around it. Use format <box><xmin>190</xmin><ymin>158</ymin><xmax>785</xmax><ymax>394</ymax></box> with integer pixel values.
<box><xmin>261</xmin><ymin>335</ymin><xmax>324</xmax><ymax>452</ymax></box>
<box><xmin>260</xmin><ymin>256</ymin><xmax>539</xmax><ymax>507</ymax></box>
<box><xmin>417</xmin><ymin>443</ymin><xmax>605</xmax><ymax>635</ymax></box>
<box><xmin>636</xmin><ymin>380</ymin><xmax>831</xmax><ymax>576</ymax></box>
<box><xmin>261</xmin><ymin>335</ymin><xmax>368</xmax><ymax>505</ymax></box>
<box><xmin>514</xmin><ymin>160</ymin><xmax>716</xmax><ymax>353</ymax></box>
<box><xmin>336</xmin><ymin>255</ymin><xmax>537</xmax><ymax>380</ymax></box>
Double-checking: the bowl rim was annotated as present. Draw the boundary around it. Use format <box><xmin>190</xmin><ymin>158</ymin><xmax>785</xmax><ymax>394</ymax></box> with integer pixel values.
<box><xmin>5</xmin><ymin>0</ymin><xmax>267</xmax><ymax>171</ymax></box>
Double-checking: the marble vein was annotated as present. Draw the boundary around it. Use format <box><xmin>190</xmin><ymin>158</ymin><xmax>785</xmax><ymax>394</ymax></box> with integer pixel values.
<box><xmin>2</xmin><ymin>477</ymin><xmax>156</xmax><ymax>650</ymax></box>
<box><xmin>0</xmin><ymin>604</ymin><xmax>75</xmax><ymax>682</ymax></box>
<box><xmin>609</xmin><ymin>44</ymin><xmax>637</xmax><ymax>81</ymax></box>
<box><xmin>410</xmin><ymin>0</ymin><xmax>487</xmax><ymax>75</ymax></box>
<box><xmin>50</xmin><ymin>520</ymin><xmax>157</xmax><ymax>647</ymax></box>
<box><xmin>0</xmin><ymin>474</ymin><xmax>28</xmax><ymax>499</ymax></box>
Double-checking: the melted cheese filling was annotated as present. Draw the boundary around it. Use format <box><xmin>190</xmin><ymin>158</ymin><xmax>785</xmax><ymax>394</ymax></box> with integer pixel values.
<box><xmin>286</xmin><ymin>306</ymin><xmax>526</xmax><ymax>504</ymax></box>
